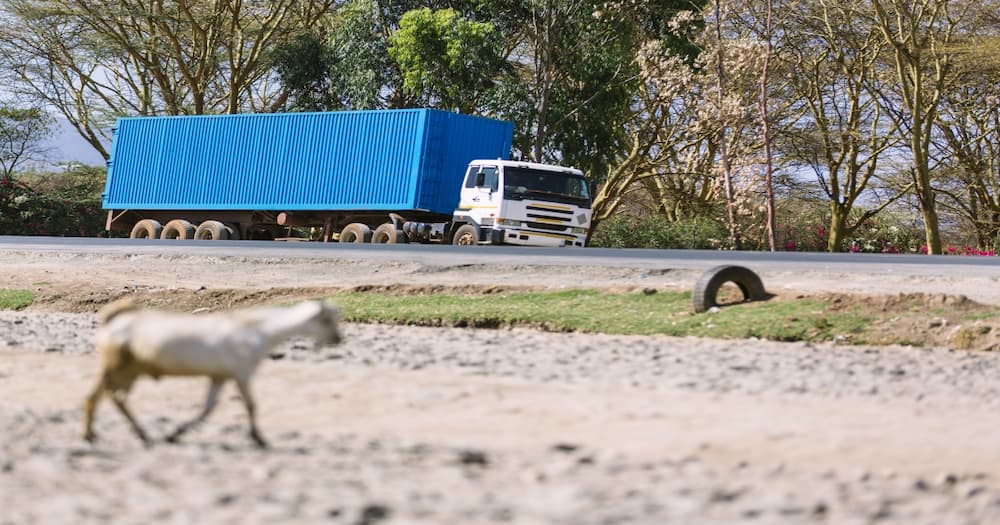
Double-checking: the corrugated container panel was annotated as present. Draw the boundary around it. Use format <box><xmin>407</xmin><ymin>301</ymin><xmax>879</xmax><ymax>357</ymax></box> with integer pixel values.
<box><xmin>103</xmin><ymin>109</ymin><xmax>513</xmax><ymax>215</ymax></box>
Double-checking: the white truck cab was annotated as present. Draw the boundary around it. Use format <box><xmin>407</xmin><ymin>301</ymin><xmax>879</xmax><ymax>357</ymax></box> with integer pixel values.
<box><xmin>452</xmin><ymin>159</ymin><xmax>592</xmax><ymax>247</ymax></box>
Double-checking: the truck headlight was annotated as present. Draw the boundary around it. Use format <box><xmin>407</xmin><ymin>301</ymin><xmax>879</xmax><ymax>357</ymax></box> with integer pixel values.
<box><xmin>497</xmin><ymin>218</ymin><xmax>524</xmax><ymax>228</ymax></box>
<box><xmin>571</xmin><ymin>226</ymin><xmax>587</xmax><ymax>234</ymax></box>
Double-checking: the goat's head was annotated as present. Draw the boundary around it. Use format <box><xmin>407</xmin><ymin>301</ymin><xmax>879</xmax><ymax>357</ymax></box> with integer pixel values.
<box><xmin>309</xmin><ymin>299</ymin><xmax>343</xmax><ymax>347</ymax></box>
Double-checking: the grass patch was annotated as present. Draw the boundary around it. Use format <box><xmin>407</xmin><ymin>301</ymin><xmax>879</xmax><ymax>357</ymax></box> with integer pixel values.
<box><xmin>330</xmin><ymin>289</ymin><xmax>874</xmax><ymax>343</ymax></box>
<box><xmin>0</xmin><ymin>289</ymin><xmax>35</xmax><ymax>310</ymax></box>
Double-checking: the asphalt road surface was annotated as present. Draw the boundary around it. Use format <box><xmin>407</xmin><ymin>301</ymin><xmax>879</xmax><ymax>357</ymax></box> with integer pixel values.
<box><xmin>2</xmin><ymin>235</ymin><xmax>998</xmax><ymax>280</ymax></box>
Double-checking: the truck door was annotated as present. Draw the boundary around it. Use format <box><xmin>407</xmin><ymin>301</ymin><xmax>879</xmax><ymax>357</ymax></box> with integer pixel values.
<box><xmin>460</xmin><ymin>164</ymin><xmax>499</xmax><ymax>210</ymax></box>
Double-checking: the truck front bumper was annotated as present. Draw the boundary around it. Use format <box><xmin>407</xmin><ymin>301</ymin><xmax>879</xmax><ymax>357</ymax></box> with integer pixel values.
<box><xmin>493</xmin><ymin>227</ymin><xmax>586</xmax><ymax>247</ymax></box>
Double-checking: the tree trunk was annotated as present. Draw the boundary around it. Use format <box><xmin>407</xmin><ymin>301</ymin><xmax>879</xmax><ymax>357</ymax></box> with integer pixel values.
<box><xmin>828</xmin><ymin>202</ymin><xmax>847</xmax><ymax>252</ymax></box>
<box><xmin>759</xmin><ymin>0</ymin><xmax>777</xmax><ymax>252</ymax></box>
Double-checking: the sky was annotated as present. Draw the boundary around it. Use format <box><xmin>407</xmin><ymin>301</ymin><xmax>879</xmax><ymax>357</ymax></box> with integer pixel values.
<box><xmin>38</xmin><ymin>118</ymin><xmax>107</xmax><ymax>169</ymax></box>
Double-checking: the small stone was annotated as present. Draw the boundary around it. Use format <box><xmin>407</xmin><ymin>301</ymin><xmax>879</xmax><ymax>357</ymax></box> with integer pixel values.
<box><xmin>358</xmin><ymin>503</ymin><xmax>391</xmax><ymax>524</ymax></box>
<box><xmin>457</xmin><ymin>449</ymin><xmax>489</xmax><ymax>467</ymax></box>
<box><xmin>551</xmin><ymin>443</ymin><xmax>579</xmax><ymax>453</ymax></box>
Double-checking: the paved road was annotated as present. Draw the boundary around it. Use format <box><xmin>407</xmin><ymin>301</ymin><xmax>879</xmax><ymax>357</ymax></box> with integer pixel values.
<box><xmin>1</xmin><ymin>235</ymin><xmax>998</xmax><ymax>278</ymax></box>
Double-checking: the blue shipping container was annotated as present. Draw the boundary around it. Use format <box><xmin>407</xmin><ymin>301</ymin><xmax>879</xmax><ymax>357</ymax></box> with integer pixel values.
<box><xmin>103</xmin><ymin>109</ymin><xmax>514</xmax><ymax>216</ymax></box>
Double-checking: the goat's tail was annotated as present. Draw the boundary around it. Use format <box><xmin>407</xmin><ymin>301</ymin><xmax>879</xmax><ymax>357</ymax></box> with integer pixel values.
<box><xmin>97</xmin><ymin>297</ymin><xmax>140</xmax><ymax>325</ymax></box>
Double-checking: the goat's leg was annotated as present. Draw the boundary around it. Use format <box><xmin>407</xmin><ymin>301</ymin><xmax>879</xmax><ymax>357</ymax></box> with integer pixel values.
<box><xmin>82</xmin><ymin>374</ymin><xmax>108</xmax><ymax>443</ymax></box>
<box><xmin>234</xmin><ymin>379</ymin><xmax>267</xmax><ymax>448</ymax></box>
<box><xmin>166</xmin><ymin>377</ymin><xmax>225</xmax><ymax>443</ymax></box>
<box><xmin>109</xmin><ymin>391</ymin><xmax>151</xmax><ymax>447</ymax></box>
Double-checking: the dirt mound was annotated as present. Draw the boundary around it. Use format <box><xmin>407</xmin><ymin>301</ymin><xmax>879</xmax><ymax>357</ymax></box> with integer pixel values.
<box><xmin>26</xmin><ymin>283</ymin><xmax>542</xmax><ymax>314</ymax></box>
<box><xmin>820</xmin><ymin>292</ymin><xmax>983</xmax><ymax>313</ymax></box>
<box><xmin>812</xmin><ymin>292</ymin><xmax>999</xmax><ymax>351</ymax></box>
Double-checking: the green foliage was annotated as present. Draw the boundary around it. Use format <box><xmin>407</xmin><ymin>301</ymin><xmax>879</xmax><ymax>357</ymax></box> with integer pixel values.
<box><xmin>0</xmin><ymin>166</ymin><xmax>106</xmax><ymax>237</ymax></box>
<box><xmin>389</xmin><ymin>8</ymin><xmax>505</xmax><ymax>113</ymax></box>
<box><xmin>0</xmin><ymin>289</ymin><xmax>34</xmax><ymax>310</ymax></box>
<box><xmin>272</xmin><ymin>32</ymin><xmax>336</xmax><ymax>112</ymax></box>
<box><xmin>326</xmin><ymin>0</ymin><xmax>402</xmax><ymax>109</ymax></box>
<box><xmin>0</xmin><ymin>106</ymin><xmax>53</xmax><ymax>180</ymax></box>
<box><xmin>589</xmin><ymin>214</ymin><xmax>728</xmax><ymax>249</ymax></box>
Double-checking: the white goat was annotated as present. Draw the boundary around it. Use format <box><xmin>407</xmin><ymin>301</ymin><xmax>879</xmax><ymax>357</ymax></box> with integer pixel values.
<box><xmin>82</xmin><ymin>298</ymin><xmax>343</xmax><ymax>448</ymax></box>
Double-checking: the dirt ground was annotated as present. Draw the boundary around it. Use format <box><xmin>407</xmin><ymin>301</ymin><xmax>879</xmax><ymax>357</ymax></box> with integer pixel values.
<box><xmin>2</xmin><ymin>249</ymin><xmax>1000</xmax><ymax>524</ymax></box>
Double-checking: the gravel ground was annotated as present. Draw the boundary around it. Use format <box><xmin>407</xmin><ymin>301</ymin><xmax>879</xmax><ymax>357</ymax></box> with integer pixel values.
<box><xmin>3</xmin><ymin>307</ymin><xmax>1000</xmax><ymax>524</ymax></box>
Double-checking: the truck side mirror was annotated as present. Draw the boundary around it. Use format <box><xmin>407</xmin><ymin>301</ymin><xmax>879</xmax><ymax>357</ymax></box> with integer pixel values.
<box><xmin>474</xmin><ymin>171</ymin><xmax>486</xmax><ymax>187</ymax></box>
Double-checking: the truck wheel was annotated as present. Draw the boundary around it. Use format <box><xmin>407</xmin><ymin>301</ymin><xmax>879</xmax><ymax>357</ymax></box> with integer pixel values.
<box><xmin>160</xmin><ymin>219</ymin><xmax>195</xmax><ymax>240</ymax></box>
<box><xmin>372</xmin><ymin>223</ymin><xmax>407</xmax><ymax>244</ymax></box>
<box><xmin>194</xmin><ymin>220</ymin><xmax>231</xmax><ymax>240</ymax></box>
<box><xmin>452</xmin><ymin>224</ymin><xmax>478</xmax><ymax>246</ymax></box>
<box><xmin>129</xmin><ymin>219</ymin><xmax>163</xmax><ymax>239</ymax></box>
<box><xmin>692</xmin><ymin>265</ymin><xmax>768</xmax><ymax>313</ymax></box>
<box><xmin>224</xmin><ymin>222</ymin><xmax>241</xmax><ymax>240</ymax></box>
<box><xmin>339</xmin><ymin>223</ymin><xmax>372</xmax><ymax>243</ymax></box>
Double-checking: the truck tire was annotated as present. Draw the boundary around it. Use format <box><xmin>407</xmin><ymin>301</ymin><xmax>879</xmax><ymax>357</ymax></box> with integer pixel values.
<box><xmin>224</xmin><ymin>222</ymin><xmax>241</xmax><ymax>240</ymax></box>
<box><xmin>339</xmin><ymin>223</ymin><xmax>372</xmax><ymax>243</ymax></box>
<box><xmin>692</xmin><ymin>265</ymin><xmax>768</xmax><ymax>313</ymax></box>
<box><xmin>129</xmin><ymin>219</ymin><xmax>163</xmax><ymax>239</ymax></box>
<box><xmin>452</xmin><ymin>224</ymin><xmax>478</xmax><ymax>246</ymax></box>
<box><xmin>194</xmin><ymin>220</ymin><xmax>231</xmax><ymax>240</ymax></box>
<box><xmin>160</xmin><ymin>219</ymin><xmax>196</xmax><ymax>240</ymax></box>
<box><xmin>372</xmin><ymin>223</ymin><xmax>407</xmax><ymax>244</ymax></box>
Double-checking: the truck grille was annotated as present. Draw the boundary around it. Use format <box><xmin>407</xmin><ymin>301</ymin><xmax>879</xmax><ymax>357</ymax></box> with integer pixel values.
<box><xmin>525</xmin><ymin>204</ymin><xmax>573</xmax><ymax>232</ymax></box>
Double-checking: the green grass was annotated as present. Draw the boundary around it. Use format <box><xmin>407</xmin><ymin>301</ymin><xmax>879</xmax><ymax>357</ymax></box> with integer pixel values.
<box><xmin>0</xmin><ymin>289</ymin><xmax>35</xmax><ymax>310</ymax></box>
<box><xmin>330</xmin><ymin>289</ymin><xmax>874</xmax><ymax>343</ymax></box>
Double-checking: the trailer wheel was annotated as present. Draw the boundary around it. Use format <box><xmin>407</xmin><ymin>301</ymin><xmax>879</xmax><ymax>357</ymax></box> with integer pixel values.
<box><xmin>160</xmin><ymin>219</ymin><xmax>195</xmax><ymax>240</ymax></box>
<box><xmin>339</xmin><ymin>223</ymin><xmax>372</xmax><ymax>243</ymax></box>
<box><xmin>129</xmin><ymin>219</ymin><xmax>163</xmax><ymax>239</ymax></box>
<box><xmin>452</xmin><ymin>224</ymin><xmax>478</xmax><ymax>246</ymax></box>
<box><xmin>224</xmin><ymin>222</ymin><xmax>241</xmax><ymax>240</ymax></box>
<box><xmin>372</xmin><ymin>223</ymin><xmax>407</xmax><ymax>244</ymax></box>
<box><xmin>692</xmin><ymin>265</ymin><xmax>768</xmax><ymax>313</ymax></box>
<box><xmin>194</xmin><ymin>220</ymin><xmax>231</xmax><ymax>240</ymax></box>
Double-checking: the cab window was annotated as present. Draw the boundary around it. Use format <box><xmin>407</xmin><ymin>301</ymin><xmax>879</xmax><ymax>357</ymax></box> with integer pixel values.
<box><xmin>465</xmin><ymin>165</ymin><xmax>498</xmax><ymax>191</ymax></box>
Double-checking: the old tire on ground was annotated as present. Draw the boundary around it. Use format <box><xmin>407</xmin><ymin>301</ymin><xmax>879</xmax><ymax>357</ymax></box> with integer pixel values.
<box><xmin>160</xmin><ymin>219</ymin><xmax>196</xmax><ymax>240</ymax></box>
<box><xmin>129</xmin><ymin>219</ymin><xmax>163</xmax><ymax>239</ymax></box>
<box><xmin>194</xmin><ymin>220</ymin><xmax>231</xmax><ymax>240</ymax></box>
<box><xmin>692</xmin><ymin>265</ymin><xmax>768</xmax><ymax>313</ymax></box>
<box><xmin>371</xmin><ymin>223</ymin><xmax>407</xmax><ymax>244</ymax></box>
<box><xmin>339</xmin><ymin>223</ymin><xmax>372</xmax><ymax>243</ymax></box>
<box><xmin>452</xmin><ymin>224</ymin><xmax>478</xmax><ymax>246</ymax></box>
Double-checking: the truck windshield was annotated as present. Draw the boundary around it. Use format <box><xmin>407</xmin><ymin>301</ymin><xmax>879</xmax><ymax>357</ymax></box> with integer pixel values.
<box><xmin>503</xmin><ymin>167</ymin><xmax>591</xmax><ymax>208</ymax></box>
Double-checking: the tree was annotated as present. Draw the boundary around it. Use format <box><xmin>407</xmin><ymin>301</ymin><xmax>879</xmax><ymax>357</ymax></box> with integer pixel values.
<box><xmin>388</xmin><ymin>8</ymin><xmax>506</xmax><ymax>113</ymax></box>
<box><xmin>0</xmin><ymin>106</ymin><xmax>51</xmax><ymax>180</ymax></box>
<box><xmin>774</xmin><ymin>0</ymin><xmax>906</xmax><ymax>252</ymax></box>
<box><xmin>864</xmin><ymin>0</ymin><xmax>973</xmax><ymax>254</ymax></box>
<box><xmin>0</xmin><ymin>0</ymin><xmax>335</xmax><ymax>159</ymax></box>
<box><xmin>272</xmin><ymin>32</ymin><xmax>336</xmax><ymax>112</ymax></box>
<box><xmin>934</xmin><ymin>77</ymin><xmax>1000</xmax><ymax>249</ymax></box>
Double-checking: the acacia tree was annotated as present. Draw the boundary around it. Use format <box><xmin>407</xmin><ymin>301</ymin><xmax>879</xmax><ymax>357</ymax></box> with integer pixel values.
<box><xmin>0</xmin><ymin>105</ymin><xmax>51</xmax><ymax>180</ymax></box>
<box><xmin>772</xmin><ymin>0</ymin><xmax>907</xmax><ymax>251</ymax></box>
<box><xmin>934</xmin><ymin>77</ymin><xmax>1000</xmax><ymax>249</ymax></box>
<box><xmin>0</xmin><ymin>0</ymin><xmax>335</xmax><ymax>159</ymax></box>
<box><xmin>861</xmin><ymin>0</ymin><xmax>974</xmax><ymax>254</ymax></box>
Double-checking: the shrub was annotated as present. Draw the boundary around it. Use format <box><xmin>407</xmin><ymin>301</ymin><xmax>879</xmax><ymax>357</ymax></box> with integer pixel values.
<box><xmin>589</xmin><ymin>215</ymin><xmax>728</xmax><ymax>249</ymax></box>
<box><xmin>0</xmin><ymin>166</ymin><xmax>106</xmax><ymax>237</ymax></box>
